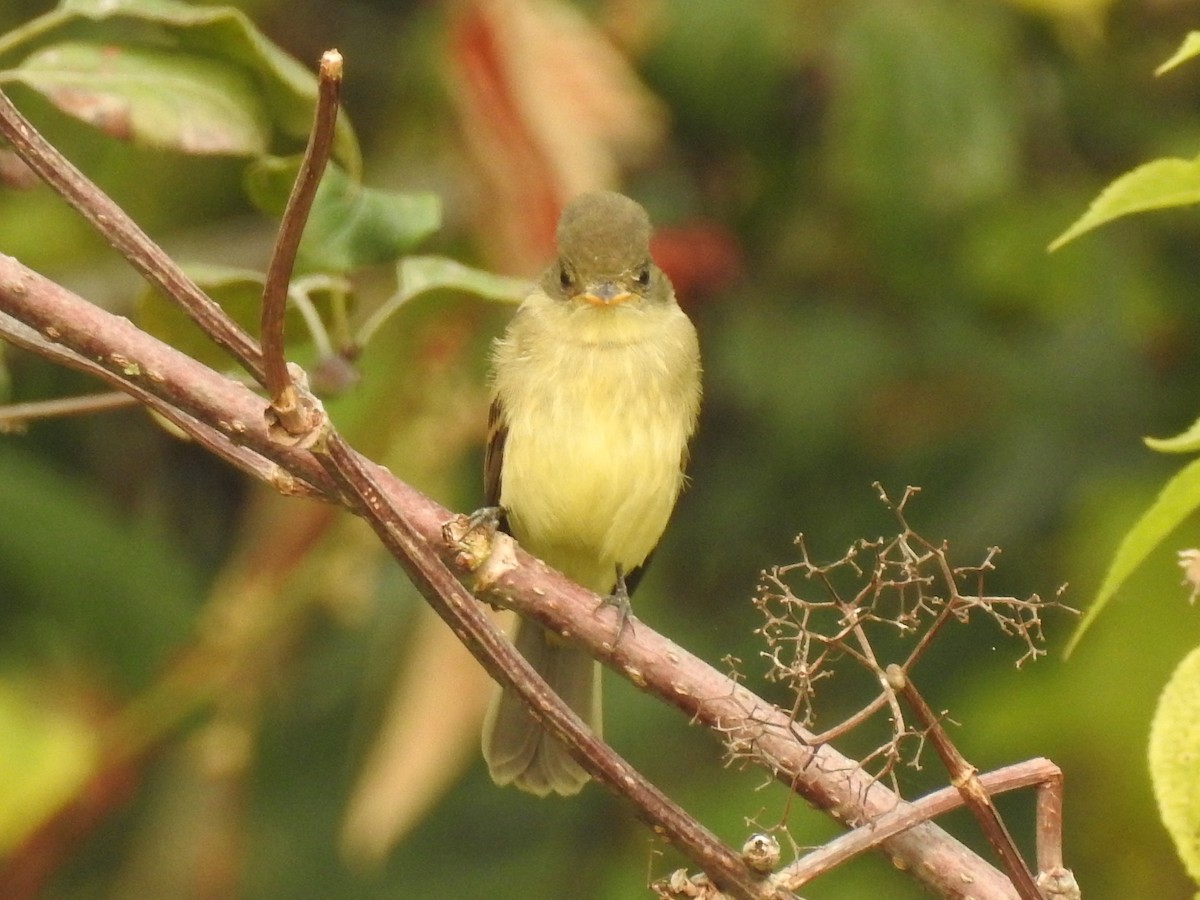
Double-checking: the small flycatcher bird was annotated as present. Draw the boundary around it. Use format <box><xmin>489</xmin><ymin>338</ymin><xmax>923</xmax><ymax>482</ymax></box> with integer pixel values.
<box><xmin>481</xmin><ymin>190</ymin><xmax>703</xmax><ymax>796</ymax></box>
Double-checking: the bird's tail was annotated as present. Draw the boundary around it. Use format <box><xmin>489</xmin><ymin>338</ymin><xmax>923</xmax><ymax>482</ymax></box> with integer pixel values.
<box><xmin>481</xmin><ymin>618</ymin><xmax>600</xmax><ymax>796</ymax></box>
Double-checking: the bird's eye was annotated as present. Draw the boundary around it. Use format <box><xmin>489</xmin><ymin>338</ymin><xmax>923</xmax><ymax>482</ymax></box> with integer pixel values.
<box><xmin>636</xmin><ymin>266</ymin><xmax>651</xmax><ymax>288</ymax></box>
<box><xmin>559</xmin><ymin>267</ymin><xmax>573</xmax><ymax>290</ymax></box>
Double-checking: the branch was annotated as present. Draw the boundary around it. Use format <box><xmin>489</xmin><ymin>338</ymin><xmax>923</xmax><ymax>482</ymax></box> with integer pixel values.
<box><xmin>0</xmin><ymin>253</ymin><xmax>1019</xmax><ymax>898</ymax></box>
<box><xmin>0</xmin><ymin>391</ymin><xmax>137</xmax><ymax>429</ymax></box>
<box><xmin>317</xmin><ymin>432</ymin><xmax>776</xmax><ymax>898</ymax></box>
<box><xmin>775</xmin><ymin>758</ymin><xmax>1062</xmax><ymax>892</ymax></box>
<box><xmin>0</xmin><ymin>298</ymin><xmax>320</xmax><ymax>498</ymax></box>
<box><xmin>0</xmin><ymin>89</ymin><xmax>265</xmax><ymax>381</ymax></box>
<box><xmin>260</xmin><ymin>50</ymin><xmax>342</xmax><ymax>422</ymax></box>
<box><xmin>887</xmin><ymin>665</ymin><xmax>1042</xmax><ymax>900</ymax></box>
<box><xmin>458</xmin><ymin>524</ymin><xmax>1024</xmax><ymax>899</ymax></box>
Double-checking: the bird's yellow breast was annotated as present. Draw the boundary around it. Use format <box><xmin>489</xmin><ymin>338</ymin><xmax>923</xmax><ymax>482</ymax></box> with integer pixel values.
<box><xmin>492</xmin><ymin>294</ymin><xmax>700</xmax><ymax>593</ymax></box>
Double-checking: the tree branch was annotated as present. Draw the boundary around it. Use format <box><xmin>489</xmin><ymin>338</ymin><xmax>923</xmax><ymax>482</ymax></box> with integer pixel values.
<box><xmin>0</xmin><ymin>89</ymin><xmax>265</xmax><ymax>381</ymax></box>
<box><xmin>0</xmin><ymin>252</ymin><xmax>1020</xmax><ymax>898</ymax></box>
<box><xmin>259</xmin><ymin>50</ymin><xmax>342</xmax><ymax>420</ymax></box>
<box><xmin>0</xmin><ymin>298</ymin><xmax>319</xmax><ymax>498</ymax></box>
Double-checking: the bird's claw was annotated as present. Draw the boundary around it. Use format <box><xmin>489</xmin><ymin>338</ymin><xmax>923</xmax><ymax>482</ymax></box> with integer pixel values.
<box><xmin>464</xmin><ymin>505</ymin><xmax>507</xmax><ymax>536</ymax></box>
<box><xmin>596</xmin><ymin>565</ymin><xmax>635</xmax><ymax>644</ymax></box>
<box><xmin>442</xmin><ymin>505</ymin><xmax>507</xmax><ymax>572</ymax></box>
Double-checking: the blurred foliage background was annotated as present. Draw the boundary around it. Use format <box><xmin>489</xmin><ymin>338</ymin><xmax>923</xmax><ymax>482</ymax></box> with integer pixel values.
<box><xmin>2</xmin><ymin>0</ymin><xmax>1200</xmax><ymax>897</ymax></box>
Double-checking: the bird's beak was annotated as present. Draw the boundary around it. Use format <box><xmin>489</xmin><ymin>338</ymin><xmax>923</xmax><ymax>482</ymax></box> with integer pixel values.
<box><xmin>581</xmin><ymin>281</ymin><xmax>633</xmax><ymax>307</ymax></box>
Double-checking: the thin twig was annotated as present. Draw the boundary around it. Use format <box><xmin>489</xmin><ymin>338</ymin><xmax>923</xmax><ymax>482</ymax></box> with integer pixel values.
<box><xmin>0</xmin><ymin>87</ymin><xmax>265</xmax><ymax>382</ymax></box>
<box><xmin>887</xmin><ymin>665</ymin><xmax>1043</xmax><ymax>900</ymax></box>
<box><xmin>774</xmin><ymin>758</ymin><xmax>1063</xmax><ymax>892</ymax></box>
<box><xmin>260</xmin><ymin>49</ymin><xmax>343</xmax><ymax>424</ymax></box>
<box><xmin>0</xmin><ymin>391</ymin><xmax>137</xmax><ymax>429</ymax></box>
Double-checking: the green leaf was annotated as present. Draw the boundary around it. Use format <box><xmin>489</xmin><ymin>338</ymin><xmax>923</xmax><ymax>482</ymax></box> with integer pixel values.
<box><xmin>395</xmin><ymin>255</ymin><xmax>529</xmax><ymax>304</ymax></box>
<box><xmin>1157</xmin><ymin>32</ymin><xmax>1200</xmax><ymax>76</ymax></box>
<box><xmin>356</xmin><ymin>255</ymin><xmax>528</xmax><ymax>350</ymax></box>
<box><xmin>0</xmin><ymin>0</ymin><xmax>360</xmax><ymax>171</ymax></box>
<box><xmin>10</xmin><ymin>41</ymin><xmax>269</xmax><ymax>155</ymax></box>
<box><xmin>1066</xmin><ymin>456</ymin><xmax>1200</xmax><ymax>655</ymax></box>
<box><xmin>1150</xmin><ymin>644</ymin><xmax>1200</xmax><ymax>890</ymax></box>
<box><xmin>245</xmin><ymin>157</ymin><xmax>442</xmax><ymax>274</ymax></box>
<box><xmin>1146</xmin><ymin>416</ymin><xmax>1200</xmax><ymax>454</ymax></box>
<box><xmin>1049</xmin><ymin>156</ymin><xmax>1200</xmax><ymax>251</ymax></box>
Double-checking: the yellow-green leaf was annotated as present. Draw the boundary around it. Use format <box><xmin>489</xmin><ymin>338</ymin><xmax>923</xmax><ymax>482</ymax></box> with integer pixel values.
<box><xmin>1067</xmin><ymin>456</ymin><xmax>1200</xmax><ymax>655</ymax></box>
<box><xmin>0</xmin><ymin>0</ymin><xmax>360</xmax><ymax>171</ymax></box>
<box><xmin>1150</xmin><ymin>644</ymin><xmax>1200</xmax><ymax>890</ymax></box>
<box><xmin>395</xmin><ymin>255</ymin><xmax>529</xmax><ymax>305</ymax></box>
<box><xmin>1146</xmin><ymin>416</ymin><xmax>1200</xmax><ymax>454</ymax></box>
<box><xmin>1049</xmin><ymin>156</ymin><xmax>1200</xmax><ymax>251</ymax></box>
<box><xmin>1157</xmin><ymin>32</ymin><xmax>1200</xmax><ymax>76</ymax></box>
<box><xmin>355</xmin><ymin>256</ymin><xmax>528</xmax><ymax>350</ymax></box>
<box><xmin>12</xmin><ymin>41</ymin><xmax>269</xmax><ymax>155</ymax></box>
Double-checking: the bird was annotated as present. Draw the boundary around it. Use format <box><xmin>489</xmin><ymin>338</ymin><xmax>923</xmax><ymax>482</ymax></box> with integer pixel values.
<box><xmin>480</xmin><ymin>190</ymin><xmax>702</xmax><ymax>796</ymax></box>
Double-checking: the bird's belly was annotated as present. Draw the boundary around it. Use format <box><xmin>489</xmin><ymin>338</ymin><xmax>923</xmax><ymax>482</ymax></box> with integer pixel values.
<box><xmin>500</xmin><ymin>381</ymin><xmax>687</xmax><ymax>591</ymax></box>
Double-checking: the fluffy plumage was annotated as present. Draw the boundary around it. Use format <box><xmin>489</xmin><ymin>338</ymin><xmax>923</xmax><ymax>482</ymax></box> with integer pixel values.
<box><xmin>481</xmin><ymin>191</ymin><xmax>701</xmax><ymax>796</ymax></box>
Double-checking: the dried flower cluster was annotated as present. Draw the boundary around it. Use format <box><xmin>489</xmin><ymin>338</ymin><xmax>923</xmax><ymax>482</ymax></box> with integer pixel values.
<box><xmin>751</xmin><ymin>485</ymin><xmax>1070</xmax><ymax>777</ymax></box>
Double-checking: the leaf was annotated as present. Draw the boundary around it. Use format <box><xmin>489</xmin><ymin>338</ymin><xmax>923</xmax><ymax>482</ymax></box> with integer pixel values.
<box><xmin>12</xmin><ymin>41</ymin><xmax>269</xmax><ymax>155</ymax></box>
<box><xmin>245</xmin><ymin>157</ymin><xmax>442</xmax><ymax>274</ymax></box>
<box><xmin>1157</xmin><ymin>32</ymin><xmax>1200</xmax><ymax>76</ymax></box>
<box><xmin>1150</xmin><ymin>644</ymin><xmax>1200</xmax><ymax>889</ymax></box>
<box><xmin>355</xmin><ymin>255</ymin><xmax>528</xmax><ymax>349</ymax></box>
<box><xmin>1146</xmin><ymin>416</ymin><xmax>1200</xmax><ymax>454</ymax></box>
<box><xmin>0</xmin><ymin>0</ymin><xmax>360</xmax><ymax>170</ymax></box>
<box><xmin>1049</xmin><ymin>156</ymin><xmax>1200</xmax><ymax>251</ymax></box>
<box><xmin>395</xmin><ymin>255</ymin><xmax>529</xmax><ymax>304</ymax></box>
<box><xmin>1066</xmin><ymin>457</ymin><xmax>1200</xmax><ymax>655</ymax></box>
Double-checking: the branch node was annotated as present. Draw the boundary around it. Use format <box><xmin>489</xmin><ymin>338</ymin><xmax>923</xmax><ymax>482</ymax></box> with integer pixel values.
<box><xmin>474</xmin><ymin>533</ymin><xmax>520</xmax><ymax>595</ymax></box>
<box><xmin>1036</xmin><ymin>866</ymin><xmax>1081</xmax><ymax>900</ymax></box>
<box><xmin>264</xmin><ymin>365</ymin><xmax>328</xmax><ymax>449</ymax></box>
<box><xmin>442</xmin><ymin>506</ymin><xmax>507</xmax><ymax>574</ymax></box>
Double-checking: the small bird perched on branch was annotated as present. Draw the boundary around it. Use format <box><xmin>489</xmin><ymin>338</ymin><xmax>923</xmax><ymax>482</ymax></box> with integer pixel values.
<box><xmin>481</xmin><ymin>190</ymin><xmax>703</xmax><ymax>796</ymax></box>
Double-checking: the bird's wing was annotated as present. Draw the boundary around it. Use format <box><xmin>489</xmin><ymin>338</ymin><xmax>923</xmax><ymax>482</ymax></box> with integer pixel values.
<box><xmin>483</xmin><ymin>396</ymin><xmax>510</xmax><ymax>532</ymax></box>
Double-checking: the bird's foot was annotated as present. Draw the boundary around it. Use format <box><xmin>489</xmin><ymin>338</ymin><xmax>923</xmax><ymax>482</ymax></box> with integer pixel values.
<box><xmin>442</xmin><ymin>505</ymin><xmax>507</xmax><ymax>572</ymax></box>
<box><xmin>464</xmin><ymin>505</ymin><xmax>507</xmax><ymax>536</ymax></box>
<box><xmin>595</xmin><ymin>565</ymin><xmax>635</xmax><ymax>644</ymax></box>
